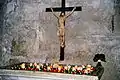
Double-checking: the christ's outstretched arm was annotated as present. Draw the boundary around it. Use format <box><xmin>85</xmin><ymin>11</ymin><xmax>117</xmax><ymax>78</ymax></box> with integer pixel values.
<box><xmin>50</xmin><ymin>8</ymin><xmax>59</xmax><ymax>19</ymax></box>
<box><xmin>65</xmin><ymin>7</ymin><xmax>76</xmax><ymax>18</ymax></box>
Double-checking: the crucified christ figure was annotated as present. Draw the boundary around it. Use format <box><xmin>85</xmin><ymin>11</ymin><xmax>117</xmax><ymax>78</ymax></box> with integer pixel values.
<box><xmin>50</xmin><ymin>7</ymin><xmax>76</xmax><ymax>48</ymax></box>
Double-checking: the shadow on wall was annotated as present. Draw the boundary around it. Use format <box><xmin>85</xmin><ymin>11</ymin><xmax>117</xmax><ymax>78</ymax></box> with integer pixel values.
<box><xmin>114</xmin><ymin>0</ymin><xmax>120</xmax><ymax>33</ymax></box>
<box><xmin>0</xmin><ymin>0</ymin><xmax>6</xmax><ymax>61</ymax></box>
<box><xmin>0</xmin><ymin>0</ymin><xmax>6</xmax><ymax>10</ymax></box>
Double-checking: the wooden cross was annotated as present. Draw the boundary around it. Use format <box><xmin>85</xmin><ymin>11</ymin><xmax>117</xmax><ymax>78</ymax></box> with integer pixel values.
<box><xmin>46</xmin><ymin>0</ymin><xmax>82</xmax><ymax>61</ymax></box>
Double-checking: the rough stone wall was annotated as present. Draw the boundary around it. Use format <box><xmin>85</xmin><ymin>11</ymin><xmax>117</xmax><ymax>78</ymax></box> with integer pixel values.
<box><xmin>0</xmin><ymin>0</ymin><xmax>120</xmax><ymax>80</ymax></box>
<box><xmin>0</xmin><ymin>0</ymin><xmax>6</xmax><ymax>64</ymax></box>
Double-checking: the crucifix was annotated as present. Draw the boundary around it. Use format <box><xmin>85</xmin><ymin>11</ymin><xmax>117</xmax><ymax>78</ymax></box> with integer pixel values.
<box><xmin>46</xmin><ymin>0</ymin><xmax>82</xmax><ymax>61</ymax></box>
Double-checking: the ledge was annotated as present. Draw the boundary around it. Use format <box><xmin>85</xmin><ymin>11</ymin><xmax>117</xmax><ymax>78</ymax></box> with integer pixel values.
<box><xmin>0</xmin><ymin>69</ymin><xmax>98</xmax><ymax>80</ymax></box>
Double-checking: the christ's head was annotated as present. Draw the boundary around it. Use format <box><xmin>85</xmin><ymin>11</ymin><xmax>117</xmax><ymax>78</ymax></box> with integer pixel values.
<box><xmin>60</xmin><ymin>12</ymin><xmax>65</xmax><ymax>17</ymax></box>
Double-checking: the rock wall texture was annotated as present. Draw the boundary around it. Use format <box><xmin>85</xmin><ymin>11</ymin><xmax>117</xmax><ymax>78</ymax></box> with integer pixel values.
<box><xmin>0</xmin><ymin>0</ymin><xmax>5</xmax><ymax>65</ymax></box>
<box><xmin>0</xmin><ymin>0</ymin><xmax>120</xmax><ymax>80</ymax></box>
